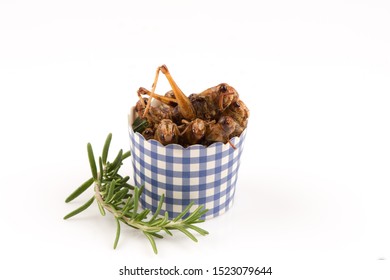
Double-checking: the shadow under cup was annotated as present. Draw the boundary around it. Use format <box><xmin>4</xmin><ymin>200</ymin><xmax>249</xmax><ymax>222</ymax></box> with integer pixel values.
<box><xmin>128</xmin><ymin>115</ymin><xmax>247</xmax><ymax>220</ymax></box>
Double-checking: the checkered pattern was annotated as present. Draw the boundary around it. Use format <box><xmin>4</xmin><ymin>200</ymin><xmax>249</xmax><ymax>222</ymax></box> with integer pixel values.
<box><xmin>128</xmin><ymin>125</ymin><xmax>246</xmax><ymax>220</ymax></box>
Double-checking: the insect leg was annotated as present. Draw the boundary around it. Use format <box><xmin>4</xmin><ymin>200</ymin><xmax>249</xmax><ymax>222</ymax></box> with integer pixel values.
<box><xmin>138</xmin><ymin>87</ymin><xmax>177</xmax><ymax>107</ymax></box>
<box><xmin>143</xmin><ymin>66</ymin><xmax>162</xmax><ymax>118</ymax></box>
<box><xmin>159</xmin><ymin>65</ymin><xmax>196</xmax><ymax>120</ymax></box>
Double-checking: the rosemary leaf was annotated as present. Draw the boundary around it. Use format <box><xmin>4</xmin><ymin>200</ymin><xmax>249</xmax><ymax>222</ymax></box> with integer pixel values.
<box><xmin>98</xmin><ymin>157</ymin><xmax>103</xmax><ymax>182</ymax></box>
<box><xmin>174</xmin><ymin>226</ymin><xmax>198</xmax><ymax>242</ymax></box>
<box><xmin>102</xmin><ymin>133</ymin><xmax>112</xmax><ymax>165</ymax></box>
<box><xmin>183</xmin><ymin>205</ymin><xmax>206</xmax><ymax>223</ymax></box>
<box><xmin>87</xmin><ymin>143</ymin><xmax>98</xmax><ymax>180</ymax></box>
<box><xmin>162</xmin><ymin>228</ymin><xmax>173</xmax><ymax>236</ymax></box>
<box><xmin>106</xmin><ymin>179</ymin><xmax>116</xmax><ymax>202</ymax></box>
<box><xmin>121</xmin><ymin>151</ymin><xmax>131</xmax><ymax>161</ymax></box>
<box><xmin>132</xmin><ymin>187</ymin><xmax>139</xmax><ymax>219</ymax></box>
<box><xmin>137</xmin><ymin>185</ymin><xmax>145</xmax><ymax>198</ymax></box>
<box><xmin>150</xmin><ymin>232</ymin><xmax>164</xmax><ymax>239</ymax></box>
<box><xmin>119</xmin><ymin>196</ymin><xmax>134</xmax><ymax>218</ymax></box>
<box><xmin>185</xmin><ymin>224</ymin><xmax>209</xmax><ymax>236</ymax></box>
<box><xmin>157</xmin><ymin>212</ymin><xmax>169</xmax><ymax>227</ymax></box>
<box><xmin>97</xmin><ymin>201</ymin><xmax>106</xmax><ymax>216</ymax></box>
<box><xmin>144</xmin><ymin>232</ymin><xmax>158</xmax><ymax>254</ymax></box>
<box><xmin>108</xmin><ymin>149</ymin><xmax>123</xmax><ymax>172</ymax></box>
<box><xmin>119</xmin><ymin>176</ymin><xmax>130</xmax><ymax>184</ymax></box>
<box><xmin>65</xmin><ymin>177</ymin><xmax>94</xmax><ymax>203</ymax></box>
<box><xmin>110</xmin><ymin>188</ymin><xmax>128</xmax><ymax>203</ymax></box>
<box><xmin>173</xmin><ymin>201</ymin><xmax>194</xmax><ymax>222</ymax></box>
<box><xmin>149</xmin><ymin>194</ymin><xmax>164</xmax><ymax>223</ymax></box>
<box><xmin>107</xmin><ymin>163</ymin><xmax>121</xmax><ymax>177</ymax></box>
<box><xmin>132</xmin><ymin>117</ymin><xmax>148</xmax><ymax>133</ymax></box>
<box><xmin>123</xmin><ymin>183</ymin><xmax>135</xmax><ymax>190</ymax></box>
<box><xmin>63</xmin><ymin>196</ymin><xmax>95</xmax><ymax>220</ymax></box>
<box><xmin>113</xmin><ymin>218</ymin><xmax>120</xmax><ymax>249</ymax></box>
<box><xmin>135</xmin><ymin>209</ymin><xmax>150</xmax><ymax>221</ymax></box>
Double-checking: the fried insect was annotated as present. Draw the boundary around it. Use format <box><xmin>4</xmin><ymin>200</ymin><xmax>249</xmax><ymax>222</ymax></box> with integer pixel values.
<box><xmin>188</xmin><ymin>94</ymin><xmax>215</xmax><ymax>120</ymax></box>
<box><xmin>137</xmin><ymin>87</ymin><xmax>182</xmax><ymax>123</ymax></box>
<box><xmin>165</xmin><ymin>90</ymin><xmax>175</xmax><ymax>99</ymax></box>
<box><xmin>154</xmin><ymin>119</ymin><xmax>180</xmax><ymax>146</ymax></box>
<box><xmin>140</xmin><ymin>73</ymin><xmax>240</xmax><ymax>122</ymax></box>
<box><xmin>136</xmin><ymin>92</ymin><xmax>171</xmax><ymax>128</ymax></box>
<box><xmin>204</xmin><ymin>116</ymin><xmax>237</xmax><ymax>148</ymax></box>
<box><xmin>196</xmin><ymin>83</ymin><xmax>239</xmax><ymax>114</ymax></box>
<box><xmin>133</xmin><ymin>65</ymin><xmax>249</xmax><ymax>147</ymax></box>
<box><xmin>179</xmin><ymin>118</ymin><xmax>207</xmax><ymax>147</ymax></box>
<box><xmin>142</xmin><ymin>127</ymin><xmax>155</xmax><ymax>140</ymax></box>
<box><xmin>222</xmin><ymin>99</ymin><xmax>250</xmax><ymax>137</ymax></box>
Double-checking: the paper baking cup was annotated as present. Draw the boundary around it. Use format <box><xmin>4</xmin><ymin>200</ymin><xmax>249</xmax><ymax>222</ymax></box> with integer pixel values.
<box><xmin>128</xmin><ymin>115</ymin><xmax>247</xmax><ymax>220</ymax></box>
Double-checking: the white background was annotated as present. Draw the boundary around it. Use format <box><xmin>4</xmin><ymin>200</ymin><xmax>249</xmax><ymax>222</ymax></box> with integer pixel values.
<box><xmin>1</xmin><ymin>0</ymin><xmax>389</xmax><ymax>279</ymax></box>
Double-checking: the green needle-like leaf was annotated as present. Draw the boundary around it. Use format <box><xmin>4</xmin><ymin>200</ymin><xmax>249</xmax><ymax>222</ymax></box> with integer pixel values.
<box><xmin>132</xmin><ymin>117</ymin><xmax>148</xmax><ymax>133</ymax></box>
<box><xmin>119</xmin><ymin>176</ymin><xmax>130</xmax><ymax>184</ymax></box>
<box><xmin>113</xmin><ymin>218</ymin><xmax>120</xmax><ymax>249</ymax></box>
<box><xmin>97</xmin><ymin>201</ymin><xmax>106</xmax><ymax>216</ymax></box>
<box><xmin>173</xmin><ymin>201</ymin><xmax>194</xmax><ymax>222</ymax></box>
<box><xmin>107</xmin><ymin>164</ymin><xmax>121</xmax><ymax>177</ymax></box>
<box><xmin>63</xmin><ymin>196</ymin><xmax>95</xmax><ymax>220</ymax></box>
<box><xmin>65</xmin><ymin>177</ymin><xmax>94</xmax><ymax>203</ymax></box>
<box><xmin>155</xmin><ymin>212</ymin><xmax>169</xmax><ymax>227</ymax></box>
<box><xmin>108</xmin><ymin>149</ymin><xmax>123</xmax><ymax>172</ymax></box>
<box><xmin>132</xmin><ymin>187</ymin><xmax>139</xmax><ymax>218</ymax></box>
<box><xmin>87</xmin><ymin>143</ymin><xmax>98</xmax><ymax>180</ymax></box>
<box><xmin>135</xmin><ymin>209</ymin><xmax>150</xmax><ymax>221</ymax></box>
<box><xmin>102</xmin><ymin>133</ymin><xmax>112</xmax><ymax>165</ymax></box>
<box><xmin>185</xmin><ymin>224</ymin><xmax>209</xmax><ymax>236</ymax></box>
<box><xmin>110</xmin><ymin>188</ymin><xmax>128</xmax><ymax>203</ymax></box>
<box><xmin>98</xmin><ymin>157</ymin><xmax>103</xmax><ymax>181</ymax></box>
<box><xmin>144</xmin><ymin>232</ymin><xmax>158</xmax><ymax>254</ymax></box>
<box><xmin>119</xmin><ymin>195</ymin><xmax>134</xmax><ymax>218</ymax></box>
<box><xmin>137</xmin><ymin>185</ymin><xmax>145</xmax><ymax>198</ymax></box>
<box><xmin>184</xmin><ymin>205</ymin><xmax>205</xmax><ymax>223</ymax></box>
<box><xmin>123</xmin><ymin>183</ymin><xmax>135</xmax><ymax>190</ymax></box>
<box><xmin>162</xmin><ymin>228</ymin><xmax>173</xmax><ymax>236</ymax></box>
<box><xmin>175</xmin><ymin>226</ymin><xmax>198</xmax><ymax>242</ymax></box>
<box><xmin>121</xmin><ymin>151</ymin><xmax>131</xmax><ymax>161</ymax></box>
<box><xmin>150</xmin><ymin>232</ymin><xmax>163</xmax><ymax>239</ymax></box>
<box><xmin>149</xmin><ymin>194</ymin><xmax>164</xmax><ymax>223</ymax></box>
<box><xmin>106</xmin><ymin>179</ymin><xmax>116</xmax><ymax>202</ymax></box>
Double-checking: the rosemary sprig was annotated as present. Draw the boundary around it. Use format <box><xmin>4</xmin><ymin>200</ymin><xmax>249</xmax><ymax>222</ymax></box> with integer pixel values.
<box><xmin>132</xmin><ymin>117</ymin><xmax>148</xmax><ymax>133</ymax></box>
<box><xmin>64</xmin><ymin>133</ymin><xmax>208</xmax><ymax>254</ymax></box>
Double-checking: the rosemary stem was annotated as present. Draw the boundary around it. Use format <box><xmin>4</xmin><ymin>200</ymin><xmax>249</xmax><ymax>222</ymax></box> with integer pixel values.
<box><xmin>65</xmin><ymin>133</ymin><xmax>208</xmax><ymax>253</ymax></box>
<box><xmin>94</xmin><ymin>183</ymin><xmax>187</xmax><ymax>232</ymax></box>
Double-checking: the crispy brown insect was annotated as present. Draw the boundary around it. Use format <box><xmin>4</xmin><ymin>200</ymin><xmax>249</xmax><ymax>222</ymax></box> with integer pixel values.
<box><xmin>136</xmin><ymin>90</ymin><xmax>172</xmax><ymax>128</ymax></box>
<box><xmin>204</xmin><ymin>116</ymin><xmax>236</xmax><ymax>147</ymax></box>
<box><xmin>179</xmin><ymin>118</ymin><xmax>207</xmax><ymax>147</ymax></box>
<box><xmin>165</xmin><ymin>90</ymin><xmax>175</xmax><ymax>99</ymax></box>
<box><xmin>154</xmin><ymin>119</ymin><xmax>180</xmax><ymax>146</ymax></box>
<box><xmin>140</xmin><ymin>76</ymin><xmax>240</xmax><ymax>122</ymax></box>
<box><xmin>222</xmin><ymin>99</ymin><xmax>250</xmax><ymax>137</ymax></box>
<box><xmin>134</xmin><ymin>65</ymin><xmax>248</xmax><ymax>148</ymax></box>
<box><xmin>137</xmin><ymin>87</ymin><xmax>183</xmax><ymax>124</ymax></box>
<box><xmin>142</xmin><ymin>127</ymin><xmax>155</xmax><ymax>140</ymax></box>
<box><xmin>197</xmin><ymin>83</ymin><xmax>239</xmax><ymax>114</ymax></box>
<box><xmin>188</xmin><ymin>94</ymin><xmax>215</xmax><ymax>120</ymax></box>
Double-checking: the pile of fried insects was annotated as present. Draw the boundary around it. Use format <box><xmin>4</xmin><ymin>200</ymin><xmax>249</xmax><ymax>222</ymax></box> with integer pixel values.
<box><xmin>132</xmin><ymin>65</ymin><xmax>249</xmax><ymax>148</ymax></box>
<box><xmin>64</xmin><ymin>133</ymin><xmax>209</xmax><ymax>254</ymax></box>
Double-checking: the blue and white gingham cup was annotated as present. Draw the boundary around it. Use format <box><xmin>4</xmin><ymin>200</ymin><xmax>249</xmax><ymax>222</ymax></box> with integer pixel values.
<box><xmin>128</xmin><ymin>112</ymin><xmax>247</xmax><ymax>220</ymax></box>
